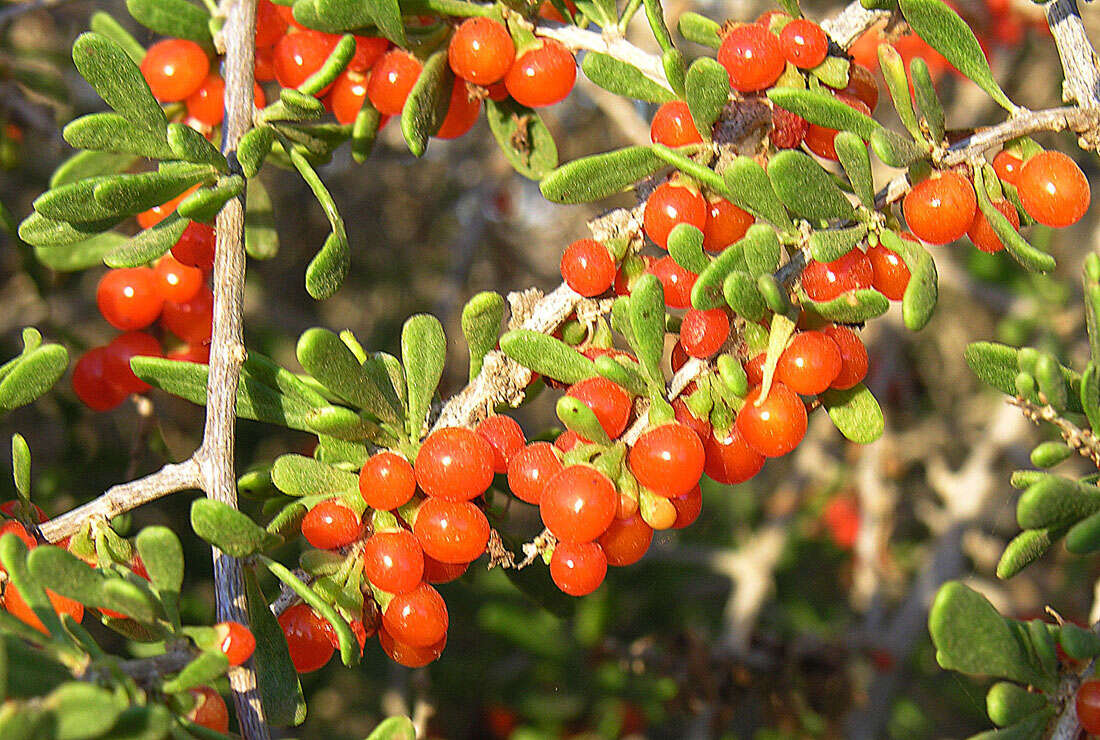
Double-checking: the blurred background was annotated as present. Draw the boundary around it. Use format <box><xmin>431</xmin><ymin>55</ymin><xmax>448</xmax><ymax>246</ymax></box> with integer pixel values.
<box><xmin>2</xmin><ymin>0</ymin><xmax>1100</xmax><ymax>737</ymax></box>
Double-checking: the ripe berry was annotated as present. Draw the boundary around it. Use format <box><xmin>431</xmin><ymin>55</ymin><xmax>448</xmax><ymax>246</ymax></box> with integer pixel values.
<box><xmin>215</xmin><ymin>621</ymin><xmax>256</xmax><ymax>666</ymax></box>
<box><xmin>702</xmin><ymin>197</ymin><xmax>754</xmax><ymax>252</ymax></box>
<box><xmin>0</xmin><ymin>502</ymin><xmax>45</xmax><ymax>524</ymax></box>
<box><xmin>867</xmin><ymin>242</ymin><xmax>911</xmax><ymax>300</ymax></box>
<box><xmin>821</xmin><ymin>325</ymin><xmax>868</xmax><ymax>389</ymax></box>
<box><xmin>504</xmin><ymin>39</ymin><xmax>576</xmax><ymax>108</ymax></box>
<box><xmin>104</xmin><ymin>331</ymin><xmax>162</xmax><ymax>395</ymax></box>
<box><xmin>382</xmin><ymin>582</ymin><xmax>448</xmax><ymax>648</ymax></box>
<box><xmin>255</xmin><ymin>0</ymin><xmax>288</xmax><ymax>47</ymax></box>
<box><xmin>776</xmin><ymin>331</ymin><xmax>842</xmax><ymax>395</ymax></box>
<box><xmin>736</xmin><ymin>383</ymin><xmax>807</xmax><ymax>457</ymax></box>
<box><xmin>255</xmin><ymin>46</ymin><xmax>276</xmax><ymax>82</ymax></box>
<box><xmin>138</xmin><ymin>187</ymin><xmax>198</xmax><ymax>230</ymax></box>
<box><xmin>561</xmin><ymin>239</ymin><xmax>616</xmax><ymax>297</ymax></box>
<box><xmin>803</xmin><ymin>94</ymin><xmax>869</xmax><ymax>161</ymax></box>
<box><xmin>967</xmin><ymin>198</ymin><xmax>1020</xmax><ymax>253</ymax></box>
<box><xmin>4</xmin><ymin>582</ymin><xmax>83</xmax><ymax>634</ymax></box>
<box><xmin>540</xmin><ymin>465</ymin><xmax>618</xmax><ymax>543</ymax></box>
<box><xmin>278</xmin><ymin>604</ymin><xmax>334</xmax><ymax>673</ymax></box>
<box><xmin>770</xmin><ymin>107</ymin><xmax>808</xmax><ymax>149</ymax></box>
<box><xmin>301</xmin><ymin>499</ymin><xmax>361</xmax><ymax>550</ymax></box>
<box><xmin>360</xmin><ymin>451</ymin><xmax>416</xmax><ymax>511</ymax></box>
<box><xmin>550</xmin><ymin>541</ymin><xmax>607</xmax><ymax>596</ymax></box>
<box><xmin>379</xmin><ymin>624</ymin><xmax>446</xmax><ymax>667</ymax></box>
<box><xmin>823</xmin><ymin>496</ymin><xmax>859</xmax><ymax>549</ymax></box>
<box><xmin>554</xmin><ymin>429</ymin><xmax>582</xmax><ymax>452</ymax></box>
<box><xmin>718</xmin><ymin>23</ymin><xmax>785</xmax><ymax>92</ymax></box>
<box><xmin>423</xmin><ymin>554</ymin><xmax>468</xmax><ymax>584</ymax></box>
<box><xmin>643</xmin><ymin>182</ymin><xmax>707</xmax><ymax>250</ymax></box>
<box><xmin>680</xmin><ymin>308</ymin><xmax>730</xmax><ymax>358</ymax></box>
<box><xmin>349</xmin><ymin>36</ymin><xmax>389</xmax><ymax>73</ymax></box>
<box><xmin>1017</xmin><ymin>150</ymin><xmax>1090</xmax><ymax>228</ymax></box>
<box><xmin>992</xmin><ymin>150</ymin><xmax>1022</xmax><ymax>185</ymax></box>
<box><xmin>368</xmin><ymin>50</ymin><xmax>423</xmax><ymax>115</ymax></box>
<box><xmin>161</xmin><ymin>285</ymin><xmax>214</xmax><ymax>344</ymax></box>
<box><xmin>154</xmin><ymin>254</ymin><xmax>203</xmax><ymax>304</ymax></box>
<box><xmin>565</xmin><ymin>377</ymin><xmax>632</xmax><ymax>440</ymax></box>
<box><xmin>476</xmin><ymin>414</ymin><xmax>525</xmax><ymax>474</ymax></box>
<box><xmin>97</xmin><ymin>268</ymin><xmax>163</xmax><ymax>331</ymax></box>
<box><xmin>412</xmin><ymin>497</ymin><xmax>490</xmax><ymax>563</ymax></box>
<box><xmin>187</xmin><ymin>686</ymin><xmax>229</xmax><ymax>734</ymax></box>
<box><xmin>837</xmin><ymin>63</ymin><xmax>878</xmax><ymax>112</ymax></box>
<box><xmin>673</xmin><ymin>397</ymin><xmax>711</xmax><ymax>443</ymax></box>
<box><xmin>650</xmin><ymin>101</ymin><xmax>703</xmax><ymax>147</ymax></box>
<box><xmin>448</xmin><ymin>18</ymin><xmax>515</xmax><ymax>85</ymax></box>
<box><xmin>628</xmin><ymin>423</ymin><xmax>706</xmax><ymax>497</ymax></box>
<box><xmin>435</xmin><ymin>81</ymin><xmax>481</xmax><ymax>140</ymax></box>
<box><xmin>330</xmin><ymin>71</ymin><xmax>369</xmax><ymax>125</ymax></box>
<box><xmin>507</xmin><ymin>442</ymin><xmax>563</xmax><ymax>505</ymax></box>
<box><xmin>186</xmin><ymin>75</ymin><xmax>266</xmax><ymax>126</ymax></box>
<box><xmin>0</xmin><ymin>520</ymin><xmax>36</xmax><ymax>551</ymax></box>
<box><xmin>1076</xmin><ymin>679</ymin><xmax>1100</xmax><ymax>734</ymax></box>
<box><xmin>172</xmin><ymin>222</ymin><xmax>216</xmax><ymax>271</ymax></box>
<box><xmin>779</xmin><ymin>19</ymin><xmax>828</xmax><ymax>69</ymax></box>
<box><xmin>141</xmin><ymin>40</ymin><xmax>210</xmax><ymax>102</ymax></box>
<box><xmin>902</xmin><ymin>171</ymin><xmax>977</xmax><ymax>244</ymax></box>
<box><xmin>648</xmin><ymin>256</ymin><xmax>697</xmax><ymax>309</ymax></box>
<box><xmin>597</xmin><ymin>513</ymin><xmax>653</xmax><ymax>566</ymax></box>
<box><xmin>670</xmin><ymin>485</ymin><xmax>702</xmax><ymax>528</ymax></box>
<box><xmin>168</xmin><ymin>344</ymin><xmax>209</xmax><ymax>364</ymax></box>
<box><xmin>72</xmin><ymin>347</ymin><xmax>129</xmax><ymax>411</ymax></box>
<box><xmin>415</xmin><ymin>427</ymin><xmax>494</xmax><ymax>501</ymax></box>
<box><xmin>704</xmin><ymin>426</ymin><xmax>765</xmax><ymax>484</ymax></box>
<box><xmin>744</xmin><ymin>353</ymin><xmax>765</xmax><ymax>387</ymax></box>
<box><xmin>273</xmin><ymin>30</ymin><xmax>341</xmax><ymax>90</ymax></box>
<box><xmin>801</xmin><ymin>249</ymin><xmax>873</xmax><ymax>302</ymax></box>
<box><xmin>363</xmin><ymin>530</ymin><xmax>424</xmax><ymax>594</ymax></box>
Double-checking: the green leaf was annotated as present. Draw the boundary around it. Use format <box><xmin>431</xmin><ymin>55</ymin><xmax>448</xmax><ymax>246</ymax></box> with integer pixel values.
<box><xmin>245</xmin><ymin>177</ymin><xmax>279</xmax><ymax>260</ymax></box>
<box><xmin>662</xmin><ymin>49</ymin><xmax>686</xmax><ymax>96</ymax></box>
<box><xmin>19</xmin><ymin>212</ymin><xmax>123</xmax><ymax>249</ymax></box>
<box><xmin>808</xmin><ymin>55</ymin><xmax>849</xmax><ymax>89</ymax></box>
<box><xmin>910</xmin><ymin>57</ymin><xmax>945</xmax><ymax>142</ymax></box>
<box><xmin>401</xmin><ymin>314</ymin><xmax>446</xmax><ymax>437</ymax></box>
<box><xmin>177</xmin><ymin>175</ymin><xmax>244</xmax><ymax>224</ymax></box>
<box><xmin>271</xmin><ymin>454</ymin><xmax>359</xmax><ymax>497</ymax></box>
<box><xmin>351</xmin><ymin>99</ymin><xmax>383</xmax><ymax>164</ymax></box>
<box><xmin>582</xmin><ymin>53</ymin><xmax>675</xmax><ymax>103</ymax></box>
<box><xmin>801</xmin><ymin>288</ymin><xmax>889</xmax><ymax>323</ymax></box>
<box><xmin>11</xmin><ymin>434</ymin><xmax>29</xmax><ymax>500</ymax></box>
<box><xmin>33</xmin><ymin>177</ymin><xmax>127</xmax><ymax>224</ymax></box>
<box><xmin>834</xmin><ymin>133</ymin><xmax>875</xmax><ymax>208</ymax></box>
<box><xmin>135</xmin><ymin>526</ymin><xmax>184</xmax><ymax>597</ymax></box>
<box><xmin>691</xmin><ymin>226</ymin><xmax>759</xmax><ymax>309</ymax></box>
<box><xmin>401</xmin><ymin>50</ymin><xmax>451</xmax><ymax>157</ymax></box>
<box><xmin>767</xmin><ymin>88</ymin><xmax>882</xmax><ymax>140</ymax></box>
<box><xmin>721</xmin><ymin>157</ymin><xmax>794</xmax><ymax>233</ymax></box>
<box><xmin>898</xmin><ymin>0</ymin><xmax>1014</xmax><ymax>111</ymax></box>
<box><xmin>296</xmin><ymin>328</ymin><xmax>401</xmax><ymax>424</ymax></box>
<box><xmin>0</xmin><ymin>345</ymin><xmax>68</xmax><ymax>413</ymax></box>
<box><xmin>1058</xmin><ymin>623</ymin><xmax>1100</xmax><ymax>661</ymax></box>
<box><xmin>877</xmin><ymin>44</ymin><xmax>925</xmax><ymax>142</ymax></box>
<box><xmin>462</xmin><ymin>292</ymin><xmax>505</xmax><ymax>382</ymax></box>
<box><xmin>677</xmin><ymin>12</ymin><xmax>721</xmax><ymax>49</ymax></box>
<box><xmin>260</xmin><ymin>556</ymin><xmax>359</xmax><ymax>666</ymax></box>
<box><xmin>299</xmin><ymin>34</ymin><xmax>356</xmax><ymax>97</ymax></box>
<box><xmin>499</xmin><ymin>330</ymin><xmax>597</xmax><ymax>384</ymax></box>
<box><xmin>26</xmin><ymin>545</ymin><xmax>107</xmax><ymax>608</ymax></box>
<box><xmin>540</xmin><ymin>146</ymin><xmax>666</xmax><ymax>204</ymax></box>
<box><xmin>126</xmin><ymin>0</ymin><xmax>211</xmax><ymax>42</ymax></box>
<box><xmin>313</xmin><ymin>0</ymin><xmax>372</xmax><ymax>27</ymax></box>
<box><xmin>820</xmin><ymin>383</ymin><xmax>884</xmax><ymax>442</ymax></box>
<box><xmin>965</xmin><ymin>342</ymin><xmax>1019</xmax><ymax>397</ymax></box>
<box><xmin>1082</xmin><ymin>363</ymin><xmax>1100</xmax><ymax>433</ymax></box>
<box><xmin>1</xmin><ymin>534</ymin><xmax>63</xmax><ymax>638</ymax></box>
<box><xmin>809</xmin><ymin>225</ymin><xmax>867</xmax><ymax>263</ymax></box>
<box><xmin>50</xmin><ymin>149</ymin><xmax>140</xmax><ymax>189</ymax></box>
<box><xmin>109</xmin><ymin>704</ymin><xmax>174</xmax><ymax>740</ymax></box>
<box><xmin>162</xmin><ymin>651</ymin><xmax>230</xmax><ymax>694</ymax></box>
<box><xmin>34</xmin><ymin>233</ymin><xmax>124</xmax><ymax>272</ymax></box>
<box><xmin>594</xmin><ymin>354</ymin><xmax>649</xmax><ymax>396</ymax></box>
<box><xmin>985</xmin><ymin>682</ymin><xmax>1049</xmax><ymax>728</ymax></box>
<box><xmin>63</xmin><ymin>113</ymin><xmax>173</xmax><ymax>159</ymax></box>
<box><xmin>167</xmin><ymin>124</ymin><xmax>227</xmax><ymax>171</ymax></box>
<box><xmin>1065</xmin><ymin>509</ymin><xmax>1100</xmax><ymax>554</ymax></box>
<box><xmin>364</xmin><ymin>717</ymin><xmax>416</xmax><ymax>740</ymax></box>
<box><xmin>972</xmin><ymin>166</ymin><xmax>1054</xmax><ymax>273</ymax></box>
<box><xmin>306</xmin><ymin>230</ymin><xmax>350</xmax><ymax>301</ymax></box>
<box><xmin>89</xmin><ymin>12</ymin><xmax>145</xmax><ymax>64</ymax></box>
<box><xmin>104</xmin><ymin>215</ymin><xmax>187</xmax><ymax>268</ymax></box>
<box><xmin>722</xmin><ymin>270</ymin><xmax>765</xmax><ymax>321</ymax></box>
<box><xmin>629</xmin><ymin>273</ymin><xmax>667</xmax><ymax>389</ymax></box>
<box><xmin>239</xmin><ymin>127</ymin><xmax>275</xmax><ymax>178</ymax></box>
<box><xmin>881</xmin><ymin>229</ymin><xmax>938</xmax><ymax>331</ymax></box>
<box><xmin>556</xmin><ymin>396</ymin><xmax>612</xmax><ymax>445</ymax></box>
<box><xmin>485</xmin><ymin>99</ymin><xmax>558</xmax><ymax>180</ymax></box>
<box><xmin>667</xmin><ymin>223</ymin><xmax>708</xmax><ymax>274</ymax></box>
<box><xmin>768</xmin><ymin>150</ymin><xmax>856</xmax><ymax>223</ymax></box>
<box><xmin>364</xmin><ymin>0</ymin><xmax>406</xmax><ymax>45</ymax></box>
<box><xmin>45</xmin><ymin>683</ymin><xmax>122</xmax><ymax>740</ymax></box>
<box><xmin>642</xmin><ymin>0</ymin><xmax>674</xmax><ymax>53</ymax></box>
<box><xmin>684</xmin><ymin>58</ymin><xmax>729</xmax><ymax>139</ymax></box>
<box><xmin>72</xmin><ymin>33</ymin><xmax>168</xmax><ymax>131</ymax></box>
<box><xmin>244</xmin><ymin>575</ymin><xmax>306</xmax><ymax>727</ymax></box>
<box><xmin>191</xmin><ymin>499</ymin><xmax>281</xmax><ymax>558</ymax></box>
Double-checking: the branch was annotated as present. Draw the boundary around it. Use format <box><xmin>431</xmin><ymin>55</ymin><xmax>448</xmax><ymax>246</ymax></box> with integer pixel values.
<box><xmin>537</xmin><ymin>22</ymin><xmax>670</xmax><ymax>91</ymax></box>
<box><xmin>820</xmin><ymin>3</ymin><xmax>890</xmax><ymax>50</ymax></box>
<box><xmin>1047</xmin><ymin>0</ymin><xmax>1100</xmax><ymax>112</ymax></box>
<box><xmin>1008</xmin><ymin>396</ymin><xmax>1100</xmax><ymax>470</ymax></box>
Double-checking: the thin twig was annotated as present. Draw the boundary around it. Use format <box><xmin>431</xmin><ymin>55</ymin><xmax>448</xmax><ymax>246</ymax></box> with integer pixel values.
<box><xmin>1008</xmin><ymin>396</ymin><xmax>1100</xmax><ymax>471</ymax></box>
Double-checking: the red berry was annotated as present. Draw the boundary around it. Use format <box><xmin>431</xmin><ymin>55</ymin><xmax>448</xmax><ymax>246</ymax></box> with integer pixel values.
<box><xmin>187</xmin><ymin>687</ymin><xmax>229</xmax><ymax>734</ymax></box>
<box><xmin>561</xmin><ymin>239</ymin><xmax>616</xmax><ymax>297</ymax></box>
<box><xmin>670</xmin><ymin>485</ymin><xmax>702</xmax><ymax>529</ymax></box>
<box><xmin>647</xmin><ymin>256</ymin><xmax>697</xmax><ymax>309</ymax></box>
<box><xmin>565</xmin><ymin>377</ymin><xmax>632</xmax><ymax>440</ymax></box>
<box><xmin>172</xmin><ymin>222</ymin><xmax>215</xmax><ymax>271</ymax></box>
<box><xmin>368</xmin><ymin>49</ymin><xmax>423</xmax><ymax>116</ymax></box>
<box><xmin>735</xmin><ymin>383</ymin><xmax>807</xmax><ymax>457</ymax></box>
<box><xmin>540</xmin><ymin>465</ymin><xmax>618</xmax><ymax>543</ymax></box>
<box><xmin>168</xmin><ymin>343</ymin><xmax>209</xmax><ymax>364</ymax></box>
<box><xmin>97</xmin><ymin>268</ymin><xmax>163</xmax><ymax>331</ymax></box>
<box><xmin>422</xmin><ymin>553</ymin><xmax>468</xmax><ymax>583</ymax></box>
<box><xmin>435</xmin><ymin>80</ymin><xmax>481</xmax><ymax>139</ymax></box>
<box><xmin>801</xmin><ymin>249</ymin><xmax>872</xmax><ymax>302</ymax></box>
<box><xmin>554</xmin><ymin>429</ymin><xmax>582</xmax><ymax>452</ymax></box>
<box><xmin>1017</xmin><ymin>150</ymin><xmax>1090</xmax><ymax>228</ymax></box>
<box><xmin>902</xmin><ymin>171</ymin><xmax>977</xmax><ymax>244</ymax></box>
<box><xmin>597</xmin><ymin>513</ymin><xmax>652</xmax><ymax>566</ymax></box>
<box><xmin>185</xmin><ymin>74</ymin><xmax>225</xmax><ymax>126</ymax></box>
<box><xmin>506</xmin><ymin>442</ymin><xmax>563</xmax><ymax>505</ymax></box>
<box><xmin>349</xmin><ymin>36</ymin><xmax>389</xmax><ymax>73</ymax></box>
<box><xmin>680</xmin><ymin>308</ymin><xmax>730</xmax><ymax>358</ymax></box>
<box><xmin>650</xmin><ymin>101</ymin><xmax>703</xmax><ymax>147</ymax></box>
<box><xmin>72</xmin><ymin>347</ymin><xmax>129</xmax><ymax>411</ymax></box>
<box><xmin>779</xmin><ymin>19</ymin><xmax>828</xmax><ymax>68</ymax></box>
<box><xmin>744</xmin><ymin>352</ymin><xmax>765</xmax><ymax>387</ymax></box>
<box><xmin>803</xmin><ymin>94</ymin><xmax>869</xmax><ymax>161</ymax></box>
<box><xmin>330</xmin><ymin>70</ymin><xmax>369</xmax><ymax>125</ymax></box>
<box><xmin>821</xmin><ymin>325</ymin><xmax>868</xmax><ymax>390</ymax></box>
<box><xmin>643</xmin><ymin>182</ymin><xmax>707</xmax><ymax>250</ymax></box>
<box><xmin>255</xmin><ymin>45</ymin><xmax>276</xmax><ymax>82</ymax></box>
<box><xmin>154</xmin><ymin>254</ymin><xmax>203</xmax><ymax>304</ymax></box>
<box><xmin>837</xmin><ymin>63</ymin><xmax>878</xmax><ymax>112</ymax></box>
<box><xmin>273</xmin><ymin>30</ymin><xmax>341</xmax><ymax>90</ymax></box>
<box><xmin>866</xmin><ymin>242</ymin><xmax>911</xmax><ymax>300</ymax></box>
<box><xmin>673</xmin><ymin>397</ymin><xmax>711</xmax><ymax>443</ymax></box>
<box><xmin>702</xmin><ymin>197</ymin><xmax>754</xmax><ymax>252</ymax></box>
<box><xmin>703</xmin><ymin>425</ymin><xmax>765</xmax><ymax>484</ymax></box>
<box><xmin>141</xmin><ymin>40</ymin><xmax>209</xmax><ymax>102</ymax></box>
<box><xmin>628</xmin><ymin>423</ymin><xmax>706</xmax><ymax>497</ymax></box>
<box><xmin>448</xmin><ymin>18</ymin><xmax>515</xmax><ymax>85</ymax></box>
<box><xmin>504</xmin><ymin>39</ymin><xmax>576</xmax><ymax>108</ymax></box>
<box><xmin>476</xmin><ymin>414</ymin><xmax>525</xmax><ymax>474</ymax></box>
<box><xmin>215</xmin><ymin>621</ymin><xmax>256</xmax><ymax>666</ymax></box>
<box><xmin>1077</xmin><ymin>679</ymin><xmax>1100</xmax><ymax>734</ymax></box>
<box><xmin>161</xmin><ymin>285</ymin><xmax>213</xmax><ymax>344</ymax></box>
<box><xmin>550</xmin><ymin>541</ymin><xmax>607</xmax><ymax>596</ymax></box>
<box><xmin>278</xmin><ymin>604</ymin><xmax>334</xmax><ymax>673</ymax></box>
<box><xmin>822</xmin><ymin>496</ymin><xmax>860</xmax><ymax>549</ymax></box>
<box><xmin>718</xmin><ymin>23</ymin><xmax>785</xmax><ymax>92</ymax></box>
<box><xmin>360</xmin><ymin>451</ymin><xmax>416</xmax><ymax>511</ymax></box>
<box><xmin>379</xmin><ymin>624</ymin><xmax>446</xmax><ymax>667</ymax></box>
<box><xmin>104</xmin><ymin>331</ymin><xmax>162</xmax><ymax>395</ymax></box>
<box><xmin>0</xmin><ymin>520</ymin><xmax>37</xmax><ymax>550</ymax></box>
<box><xmin>770</xmin><ymin>107</ymin><xmax>808</xmax><ymax>149</ymax></box>
<box><xmin>412</xmin><ymin>497</ymin><xmax>490</xmax><ymax>563</ymax></box>
<box><xmin>255</xmin><ymin>0</ymin><xmax>288</xmax><ymax>47</ymax></box>
<box><xmin>4</xmin><ymin>582</ymin><xmax>83</xmax><ymax>635</ymax></box>
<box><xmin>415</xmin><ymin>427</ymin><xmax>494</xmax><ymax>501</ymax></box>
<box><xmin>382</xmin><ymin>582</ymin><xmax>448</xmax><ymax>647</ymax></box>
<box><xmin>671</xmin><ymin>341</ymin><xmax>689</xmax><ymax>373</ymax></box>
<box><xmin>776</xmin><ymin>331</ymin><xmax>842</xmax><ymax>395</ymax></box>
<box><xmin>966</xmin><ymin>198</ymin><xmax>1020</xmax><ymax>253</ymax></box>
<box><xmin>138</xmin><ymin>187</ymin><xmax>198</xmax><ymax>230</ymax></box>
<box><xmin>301</xmin><ymin>499</ymin><xmax>361</xmax><ymax>550</ymax></box>
<box><xmin>363</xmin><ymin>529</ymin><xmax>425</xmax><ymax>594</ymax></box>
<box><xmin>0</xmin><ymin>502</ymin><xmax>45</xmax><ymax>524</ymax></box>
<box><xmin>992</xmin><ymin>150</ymin><xmax>1022</xmax><ymax>185</ymax></box>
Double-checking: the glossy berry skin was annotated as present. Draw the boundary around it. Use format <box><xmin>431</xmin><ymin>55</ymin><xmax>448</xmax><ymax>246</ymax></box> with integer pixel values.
<box><xmin>415</xmin><ymin>427</ymin><xmax>494</xmax><ymax>501</ymax></box>
<box><xmin>423</xmin><ymin>554</ymin><xmax>468</xmax><ymax>584</ymax></box>
<box><xmin>648</xmin><ymin>256</ymin><xmax>697</xmax><ymax>309</ymax></box>
<box><xmin>670</xmin><ymin>485</ymin><xmax>702</xmax><ymax>529</ymax></box>
<box><xmin>380</xmin><ymin>625</ymin><xmax>446</xmax><ymax>667</ymax></box>
<box><xmin>718</xmin><ymin>23</ymin><xmax>785</xmax><ymax>92</ymax></box>
<box><xmin>505</xmin><ymin>39</ymin><xmax>576</xmax><ymax>108</ymax></box>
<box><xmin>382</xmin><ymin>582</ymin><xmax>448</xmax><ymax>648</ymax></box>
<box><xmin>561</xmin><ymin>239</ymin><xmax>615</xmax><ymax>297</ymax></box>
<box><xmin>273</xmin><ymin>30</ymin><xmax>341</xmax><ymax>90</ymax></box>
<box><xmin>413</xmin><ymin>497</ymin><xmax>490</xmax><ymax>564</ymax></box>
<box><xmin>278</xmin><ymin>604</ymin><xmax>334</xmax><ymax>673</ymax></box>
<box><xmin>301</xmin><ymin>499</ymin><xmax>361</xmax><ymax>550</ymax></box>
<box><xmin>185</xmin><ymin>74</ymin><xmax>225</xmax><ymax>127</ymax></box>
<box><xmin>435</xmin><ymin>81</ymin><xmax>481</xmax><ymax>139</ymax></box>
<box><xmin>476</xmin><ymin>414</ymin><xmax>525</xmax><ymax>474</ymax></box>
<box><xmin>330</xmin><ymin>70</ymin><xmax>369</xmax><ymax>125</ymax></box>
<box><xmin>141</xmin><ymin>40</ymin><xmax>209</xmax><ymax>102</ymax></box>
<box><xmin>680</xmin><ymin>308</ymin><xmax>730</xmax><ymax>358</ymax></box>
<box><xmin>0</xmin><ymin>521</ymin><xmax>35</xmax><ymax>554</ymax></box>
<box><xmin>644</xmin><ymin>490</ymin><xmax>678</xmax><ymax>530</ymax></box>
<box><xmin>703</xmin><ymin>198</ymin><xmax>754</xmax><ymax>252</ymax></box>
<box><xmin>368</xmin><ymin>50</ymin><xmax>424</xmax><ymax>116</ymax></box>
<box><xmin>154</xmin><ymin>254</ymin><xmax>203</xmax><ymax>304</ymax></box>
<box><xmin>172</xmin><ymin>222</ymin><xmax>215</xmax><ymax>271</ymax></box>
<box><xmin>967</xmin><ymin>198</ymin><xmax>1020</xmax><ymax>253</ymax></box>
<box><xmin>138</xmin><ymin>187</ymin><xmax>197</xmax><ymax>230</ymax></box>
<box><xmin>72</xmin><ymin>347</ymin><xmax>129</xmax><ymax>411</ymax></box>
<box><xmin>780</xmin><ymin>19</ymin><xmax>828</xmax><ymax>68</ymax></box>
<box><xmin>255</xmin><ymin>0</ymin><xmax>288</xmax><ymax>47</ymax></box>
<box><xmin>822</xmin><ymin>325</ymin><xmax>868</xmax><ymax>390</ymax></box>
<box><xmin>643</xmin><ymin>182</ymin><xmax>707</xmax><ymax>250</ymax></box>
<box><xmin>216</xmin><ymin>621</ymin><xmax>256</xmax><ymax>666</ymax></box>
<box><xmin>801</xmin><ymin>249</ymin><xmax>873</xmax><ymax>302</ymax></box>
<box><xmin>628</xmin><ymin>423</ymin><xmax>706</xmax><ymax>497</ymax></box>
<box><xmin>550</xmin><ymin>541</ymin><xmax>607</xmax><ymax>596</ymax></box>
<box><xmin>104</xmin><ymin>331</ymin><xmax>162</xmax><ymax>395</ymax></box>
<box><xmin>673</xmin><ymin>397</ymin><xmax>711</xmax><ymax>444</ymax></box>
<box><xmin>187</xmin><ymin>687</ymin><xmax>229</xmax><ymax>734</ymax></box>
<box><xmin>448</xmin><ymin>18</ymin><xmax>515</xmax><ymax>85</ymax></box>
<box><xmin>360</xmin><ymin>451</ymin><xmax>416</xmax><ymax>510</ymax></box>
<box><xmin>1017</xmin><ymin>150</ymin><xmax>1090</xmax><ymax>228</ymax></box>
<box><xmin>903</xmin><ymin>172</ymin><xmax>977</xmax><ymax>244</ymax></box>
<box><xmin>540</xmin><ymin>466</ymin><xmax>618</xmax><ymax>543</ymax></box>
<box><xmin>770</xmin><ymin>107</ymin><xmax>808</xmax><ymax>150</ymax></box>
<box><xmin>597</xmin><ymin>513</ymin><xmax>653</xmax><ymax>566</ymax></box>
<box><xmin>554</xmin><ymin>430</ymin><xmax>582</xmax><ymax>453</ymax></box>
<box><xmin>992</xmin><ymin>150</ymin><xmax>1022</xmax><ymax>185</ymax></box>
<box><xmin>507</xmin><ymin>442</ymin><xmax>563</xmax><ymax>505</ymax></box>
<box><xmin>803</xmin><ymin>94</ymin><xmax>869</xmax><ymax>161</ymax></box>
<box><xmin>161</xmin><ymin>285</ymin><xmax>214</xmax><ymax>344</ymax></box>
<box><xmin>704</xmin><ymin>426</ymin><xmax>765</xmax><ymax>484</ymax></box>
<box><xmin>650</xmin><ymin>101</ymin><xmax>703</xmax><ymax>147</ymax></box>
<box><xmin>363</xmin><ymin>530</ymin><xmax>424</xmax><ymax>594</ymax></box>
<box><xmin>1076</xmin><ymin>679</ymin><xmax>1100</xmax><ymax>734</ymax></box>
<box><xmin>736</xmin><ymin>383</ymin><xmax>807</xmax><ymax>458</ymax></box>
<box><xmin>565</xmin><ymin>377</ymin><xmax>632</xmax><ymax>440</ymax></box>
<box><xmin>776</xmin><ymin>331</ymin><xmax>843</xmax><ymax>395</ymax></box>
<box><xmin>349</xmin><ymin>36</ymin><xmax>389</xmax><ymax>73</ymax></box>
<box><xmin>97</xmin><ymin>268</ymin><xmax>163</xmax><ymax>331</ymax></box>
<box><xmin>867</xmin><ymin>243</ymin><xmax>911</xmax><ymax>300</ymax></box>
<box><xmin>4</xmin><ymin>583</ymin><xmax>84</xmax><ymax>635</ymax></box>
